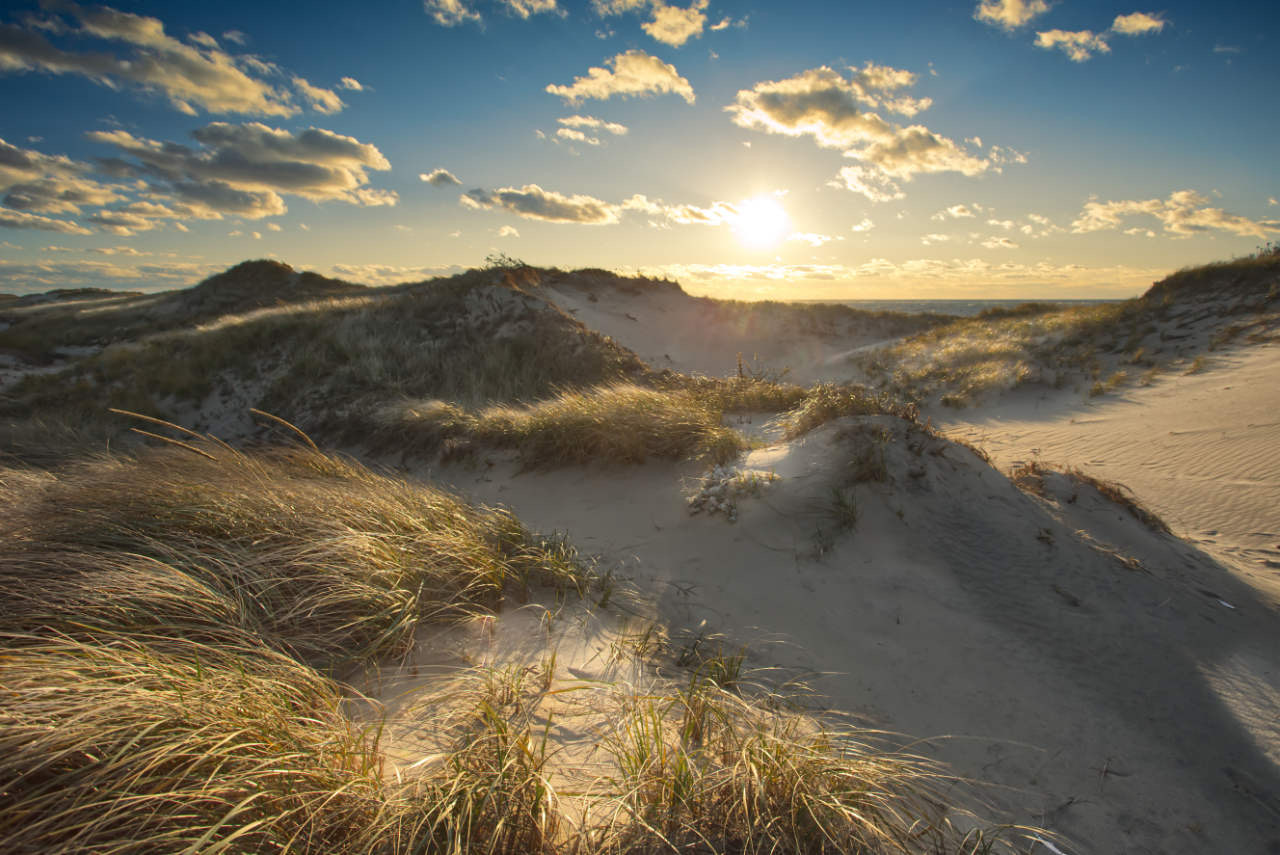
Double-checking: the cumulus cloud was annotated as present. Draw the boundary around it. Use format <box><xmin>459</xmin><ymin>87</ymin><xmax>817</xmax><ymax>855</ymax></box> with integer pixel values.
<box><xmin>423</xmin><ymin>0</ymin><xmax>560</xmax><ymax>26</ymax></box>
<box><xmin>729</xmin><ymin>64</ymin><xmax>990</xmax><ymax>200</ymax></box>
<box><xmin>1036</xmin><ymin>12</ymin><xmax>1168</xmax><ymax>61</ymax></box>
<box><xmin>1111</xmin><ymin>12</ymin><xmax>1165</xmax><ymax>35</ymax></box>
<box><xmin>461</xmin><ymin>182</ymin><xmax>741</xmax><ymax>229</ymax></box>
<box><xmin>421</xmin><ymin>167</ymin><xmax>462</xmax><ymax>186</ymax></box>
<box><xmin>0</xmin><ymin>208</ymin><xmax>92</xmax><ymax>234</ymax></box>
<box><xmin>330</xmin><ymin>262</ymin><xmax>463</xmax><ymax>286</ymax></box>
<box><xmin>932</xmin><ymin>204</ymin><xmax>978</xmax><ymax>220</ymax></box>
<box><xmin>643</xmin><ymin>0</ymin><xmax>708</xmax><ymax>48</ymax></box>
<box><xmin>850</xmin><ymin>218</ymin><xmax>875</xmax><ymax>232</ymax></box>
<box><xmin>339</xmin><ymin>76</ymin><xmax>364</xmax><ymax>91</ymax></box>
<box><xmin>546</xmin><ymin>50</ymin><xmax>694</xmax><ymax>104</ymax></box>
<box><xmin>0</xmin><ymin>137</ymin><xmax>126</xmax><ymax>217</ymax></box>
<box><xmin>981</xmin><ymin>236</ymin><xmax>1018</xmax><ymax>249</ymax></box>
<box><xmin>498</xmin><ymin>224</ymin><xmax>520</xmax><ymax>237</ymax></box>
<box><xmin>973</xmin><ymin>0</ymin><xmax>1052</xmax><ymax>31</ymax></box>
<box><xmin>555</xmin><ymin>127</ymin><xmax>601</xmax><ymax>145</ymax></box>
<box><xmin>0</xmin><ymin>258</ymin><xmax>217</xmax><ymax>293</ymax></box>
<box><xmin>788</xmin><ymin>232</ymin><xmax>836</xmax><ymax>247</ymax></box>
<box><xmin>462</xmin><ymin>184</ymin><xmax>621</xmax><ymax>224</ymax></box>
<box><xmin>558</xmin><ymin>115</ymin><xmax>628</xmax><ymax>135</ymax></box>
<box><xmin>423</xmin><ymin>0</ymin><xmax>482</xmax><ymax>26</ymax></box>
<box><xmin>0</xmin><ymin>4</ymin><xmax>351</xmax><ymax>117</ymax></box>
<box><xmin>1072</xmin><ymin>190</ymin><xmax>1280</xmax><ymax>238</ymax></box>
<box><xmin>1034</xmin><ymin>29</ymin><xmax>1112</xmax><ymax>62</ymax></box>
<box><xmin>83</xmin><ymin>122</ymin><xmax>394</xmax><ymax>229</ymax></box>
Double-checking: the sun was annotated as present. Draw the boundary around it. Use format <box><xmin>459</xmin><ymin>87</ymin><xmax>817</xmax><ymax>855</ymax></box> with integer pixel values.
<box><xmin>732</xmin><ymin>196</ymin><xmax>790</xmax><ymax>250</ymax></box>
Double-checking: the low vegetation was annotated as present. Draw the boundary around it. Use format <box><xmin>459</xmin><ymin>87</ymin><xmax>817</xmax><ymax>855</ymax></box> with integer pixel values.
<box><xmin>0</xmin><ymin>426</ymin><xmax>1037</xmax><ymax>853</ymax></box>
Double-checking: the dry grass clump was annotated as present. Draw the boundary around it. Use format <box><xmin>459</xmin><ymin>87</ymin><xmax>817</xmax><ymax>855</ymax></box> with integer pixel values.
<box><xmin>376</xmin><ymin>382</ymin><xmax>746</xmax><ymax>466</ymax></box>
<box><xmin>1065</xmin><ymin>468</ymin><xmax>1171</xmax><ymax>534</ymax></box>
<box><xmin>779</xmin><ymin>383</ymin><xmax>919</xmax><ymax>440</ymax></box>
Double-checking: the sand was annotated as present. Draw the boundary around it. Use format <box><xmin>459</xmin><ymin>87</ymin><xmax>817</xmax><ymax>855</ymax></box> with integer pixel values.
<box><xmin>386</xmin><ymin>285</ymin><xmax>1280</xmax><ymax>853</ymax></box>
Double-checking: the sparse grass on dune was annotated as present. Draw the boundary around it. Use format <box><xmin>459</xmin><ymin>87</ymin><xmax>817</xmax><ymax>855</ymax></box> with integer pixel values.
<box><xmin>1008</xmin><ymin>460</ymin><xmax>1170</xmax><ymax>534</ymax></box>
<box><xmin>373</xmin><ymin>379</ymin><xmax>918</xmax><ymax>467</ymax></box>
<box><xmin>375</xmin><ymin>382</ymin><xmax>747</xmax><ymax>466</ymax></box>
<box><xmin>859</xmin><ymin>252</ymin><xmax>1279</xmax><ymax>407</ymax></box>
<box><xmin>1</xmin><ymin>427</ymin><xmax>1041</xmax><ymax>853</ymax></box>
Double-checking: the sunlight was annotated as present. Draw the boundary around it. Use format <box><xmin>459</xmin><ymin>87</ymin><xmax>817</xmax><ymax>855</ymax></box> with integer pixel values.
<box><xmin>732</xmin><ymin>196</ymin><xmax>790</xmax><ymax>250</ymax></box>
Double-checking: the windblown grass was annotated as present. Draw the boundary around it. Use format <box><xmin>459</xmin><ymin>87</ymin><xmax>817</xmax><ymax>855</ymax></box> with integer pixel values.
<box><xmin>374</xmin><ymin>382</ymin><xmax>746</xmax><ymax>466</ymax></box>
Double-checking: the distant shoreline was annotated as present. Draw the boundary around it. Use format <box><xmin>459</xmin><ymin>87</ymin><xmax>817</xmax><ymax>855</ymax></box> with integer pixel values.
<box><xmin>792</xmin><ymin>297</ymin><xmax>1123</xmax><ymax>316</ymax></box>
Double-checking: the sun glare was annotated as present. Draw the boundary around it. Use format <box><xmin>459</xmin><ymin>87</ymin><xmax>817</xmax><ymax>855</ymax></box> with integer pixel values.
<box><xmin>732</xmin><ymin>196</ymin><xmax>789</xmax><ymax>250</ymax></box>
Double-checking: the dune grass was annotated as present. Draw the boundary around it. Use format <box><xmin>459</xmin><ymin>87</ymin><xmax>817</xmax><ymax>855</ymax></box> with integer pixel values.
<box><xmin>0</xmin><ymin>423</ymin><xmax>1042</xmax><ymax>853</ymax></box>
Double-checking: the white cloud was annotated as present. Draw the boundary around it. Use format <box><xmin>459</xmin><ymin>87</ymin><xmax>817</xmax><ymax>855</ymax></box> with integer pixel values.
<box><xmin>222</xmin><ymin>30</ymin><xmax>247</xmax><ymax>45</ymax></box>
<box><xmin>330</xmin><ymin>262</ymin><xmax>463</xmax><ymax>286</ymax></box>
<box><xmin>850</xmin><ymin>218</ymin><xmax>875</xmax><ymax>232</ymax></box>
<box><xmin>500</xmin><ymin>0</ymin><xmax>561</xmax><ymax>19</ymax></box>
<box><xmin>88</xmin><ymin>245</ymin><xmax>148</xmax><ymax>256</ymax></box>
<box><xmin>642</xmin><ymin>0</ymin><xmax>709</xmax><ymax>48</ymax></box>
<box><xmin>981</xmin><ymin>236</ymin><xmax>1018</xmax><ymax>249</ymax></box>
<box><xmin>0</xmin><ymin>137</ymin><xmax>126</xmax><ymax>218</ymax></box>
<box><xmin>730</xmin><ymin>64</ymin><xmax>987</xmax><ymax>200</ymax></box>
<box><xmin>85</xmin><ymin>122</ymin><xmax>395</xmax><ymax>226</ymax></box>
<box><xmin>291</xmin><ymin>76</ymin><xmax>344</xmax><ymax>114</ymax></box>
<box><xmin>788</xmin><ymin>232</ymin><xmax>835</xmax><ymax>246</ymax></box>
<box><xmin>267</xmin><ymin>222</ymin><xmax>282</xmax><ymax>231</ymax></box>
<box><xmin>557</xmin><ymin>115</ymin><xmax>628</xmax><ymax>135</ymax></box>
<box><xmin>0</xmin><ymin>208</ymin><xmax>92</xmax><ymax>234</ymax></box>
<box><xmin>1123</xmin><ymin>227</ymin><xmax>1156</xmax><ymax>237</ymax></box>
<box><xmin>1035</xmin><ymin>29</ymin><xmax>1112</xmax><ymax>62</ymax></box>
<box><xmin>546</xmin><ymin>49</ymin><xmax>695</xmax><ymax>104</ymax></box>
<box><xmin>711</xmin><ymin>16</ymin><xmax>731</xmax><ymax>31</ymax></box>
<box><xmin>461</xmin><ymin>183</ymin><xmax>741</xmax><ymax>229</ymax></box>
<box><xmin>424</xmin><ymin>0</ymin><xmax>482</xmax><ymax>26</ymax></box>
<box><xmin>973</xmin><ymin>0</ymin><xmax>1052</xmax><ymax>31</ymax></box>
<box><xmin>932</xmin><ymin>204</ymin><xmax>977</xmax><ymax>220</ymax></box>
<box><xmin>833</xmin><ymin>166</ymin><xmax>905</xmax><ymax>203</ymax></box>
<box><xmin>498</xmin><ymin>224</ymin><xmax>520</xmax><ymax>237</ymax></box>
<box><xmin>555</xmin><ymin>127</ymin><xmax>601</xmax><ymax>145</ymax></box>
<box><xmin>421</xmin><ymin>168</ymin><xmax>462</xmax><ymax>186</ymax></box>
<box><xmin>462</xmin><ymin>184</ymin><xmax>622</xmax><ymax>224</ymax></box>
<box><xmin>1072</xmin><ymin>190</ymin><xmax>1280</xmax><ymax>238</ymax></box>
<box><xmin>339</xmin><ymin>76</ymin><xmax>364</xmax><ymax>91</ymax></box>
<box><xmin>987</xmin><ymin>218</ymin><xmax>1014</xmax><ymax>230</ymax></box>
<box><xmin>921</xmin><ymin>233</ymin><xmax>951</xmax><ymax>246</ymax></box>
<box><xmin>1111</xmin><ymin>12</ymin><xmax>1166</xmax><ymax>35</ymax></box>
<box><xmin>0</xmin><ymin>4</ymin><xmax>345</xmax><ymax>117</ymax></box>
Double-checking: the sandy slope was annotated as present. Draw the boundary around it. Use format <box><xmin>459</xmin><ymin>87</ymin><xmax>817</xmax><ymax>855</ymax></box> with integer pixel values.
<box><xmin>935</xmin><ymin>342</ymin><xmax>1280</xmax><ymax>608</ymax></box>
<box><xmin>425</xmin><ymin>410</ymin><xmax>1279</xmax><ymax>854</ymax></box>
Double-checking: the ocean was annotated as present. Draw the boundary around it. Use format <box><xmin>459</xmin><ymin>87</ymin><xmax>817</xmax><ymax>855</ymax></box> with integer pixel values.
<box><xmin>794</xmin><ymin>298</ymin><xmax>1121</xmax><ymax>317</ymax></box>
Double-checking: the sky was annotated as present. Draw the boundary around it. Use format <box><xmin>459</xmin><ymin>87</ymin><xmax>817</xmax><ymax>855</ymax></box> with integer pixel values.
<box><xmin>0</xmin><ymin>0</ymin><xmax>1277</xmax><ymax>299</ymax></box>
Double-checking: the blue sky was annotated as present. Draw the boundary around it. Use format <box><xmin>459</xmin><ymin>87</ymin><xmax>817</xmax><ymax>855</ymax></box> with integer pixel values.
<box><xmin>0</xmin><ymin>0</ymin><xmax>1276</xmax><ymax>297</ymax></box>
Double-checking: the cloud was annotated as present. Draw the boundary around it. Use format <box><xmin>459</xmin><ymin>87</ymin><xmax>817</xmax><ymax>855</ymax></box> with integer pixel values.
<box><xmin>88</xmin><ymin>244</ymin><xmax>148</xmax><ymax>255</ymax></box>
<box><xmin>0</xmin><ymin>4</ymin><xmax>347</xmax><ymax>117</ymax></box>
<box><xmin>222</xmin><ymin>30</ymin><xmax>247</xmax><ymax>45</ymax></box>
<box><xmin>546</xmin><ymin>50</ymin><xmax>694</xmax><ymax>104</ymax></box>
<box><xmin>1034</xmin><ymin>29</ymin><xmax>1111</xmax><ymax>62</ymax></box>
<box><xmin>1269</xmin><ymin>197</ymin><xmax>1278</xmax><ymax>207</ymax></box>
<box><xmin>461</xmin><ymin>183</ymin><xmax>741</xmax><ymax>229</ymax></box>
<box><xmin>932</xmin><ymin>204</ymin><xmax>977</xmax><ymax>220</ymax></box>
<box><xmin>1111</xmin><ymin>12</ymin><xmax>1165</xmax><ymax>35</ymax></box>
<box><xmin>0</xmin><ymin>137</ymin><xmax>127</xmax><ymax>217</ymax></box>
<box><xmin>642</xmin><ymin>0</ymin><xmax>708</xmax><ymax>48</ymax></box>
<box><xmin>788</xmin><ymin>232</ymin><xmax>836</xmax><ymax>246</ymax></box>
<box><xmin>729</xmin><ymin>64</ymin><xmax>988</xmax><ymax>200</ymax></box>
<box><xmin>0</xmin><ymin>208</ymin><xmax>92</xmax><ymax>233</ymax></box>
<box><xmin>462</xmin><ymin>184</ymin><xmax>621</xmax><ymax>224</ymax></box>
<box><xmin>987</xmin><ymin>218</ymin><xmax>1014</xmax><ymax>229</ymax></box>
<box><xmin>1072</xmin><ymin>190</ymin><xmax>1280</xmax><ymax>238</ymax></box>
<box><xmin>338</xmin><ymin>76</ymin><xmax>363</xmax><ymax>91</ymax></box>
<box><xmin>555</xmin><ymin>127</ymin><xmax>601</xmax><ymax>145</ymax></box>
<box><xmin>833</xmin><ymin>166</ymin><xmax>905</xmax><ymax>203</ymax></box>
<box><xmin>921</xmin><ymin>233</ymin><xmax>951</xmax><ymax>246</ymax></box>
<box><xmin>0</xmin><ymin>258</ymin><xmax>218</xmax><ymax>293</ymax></box>
<box><xmin>973</xmin><ymin>0</ymin><xmax>1052</xmax><ymax>31</ymax></box>
<box><xmin>423</xmin><ymin>0</ymin><xmax>482</xmax><ymax>26</ymax></box>
<box><xmin>500</xmin><ymin>0</ymin><xmax>561</xmax><ymax>19</ymax></box>
<box><xmin>711</xmin><ymin>16</ymin><xmax>730</xmax><ymax>31</ymax></box>
<box><xmin>981</xmin><ymin>236</ymin><xmax>1018</xmax><ymax>248</ymax></box>
<box><xmin>498</xmin><ymin>224</ymin><xmax>519</xmax><ymax>237</ymax></box>
<box><xmin>850</xmin><ymin>218</ymin><xmax>875</xmax><ymax>232</ymax></box>
<box><xmin>1036</xmin><ymin>12</ymin><xmax>1167</xmax><ymax>62</ymax></box>
<box><xmin>84</xmin><ymin>122</ymin><xmax>395</xmax><ymax>227</ymax></box>
<box><xmin>557</xmin><ymin>115</ymin><xmax>628</xmax><ymax>135</ymax></box>
<box><xmin>421</xmin><ymin>167</ymin><xmax>462</xmax><ymax>186</ymax></box>
<box><xmin>330</xmin><ymin>262</ymin><xmax>463</xmax><ymax>286</ymax></box>
<box><xmin>291</xmin><ymin>76</ymin><xmax>344</xmax><ymax>114</ymax></box>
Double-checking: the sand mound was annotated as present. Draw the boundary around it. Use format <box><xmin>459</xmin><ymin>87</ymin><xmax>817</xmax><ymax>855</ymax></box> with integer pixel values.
<box><xmin>156</xmin><ymin>259</ymin><xmax>366</xmax><ymax>320</ymax></box>
<box><xmin>434</xmin><ymin>409</ymin><xmax>1280</xmax><ymax>854</ymax></box>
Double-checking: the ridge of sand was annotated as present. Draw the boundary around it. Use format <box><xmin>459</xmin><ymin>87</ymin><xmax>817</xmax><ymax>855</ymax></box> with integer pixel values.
<box><xmin>936</xmin><ymin>341</ymin><xmax>1280</xmax><ymax>608</ymax></box>
<box><xmin>416</xmin><ymin>411</ymin><xmax>1279</xmax><ymax>854</ymax></box>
